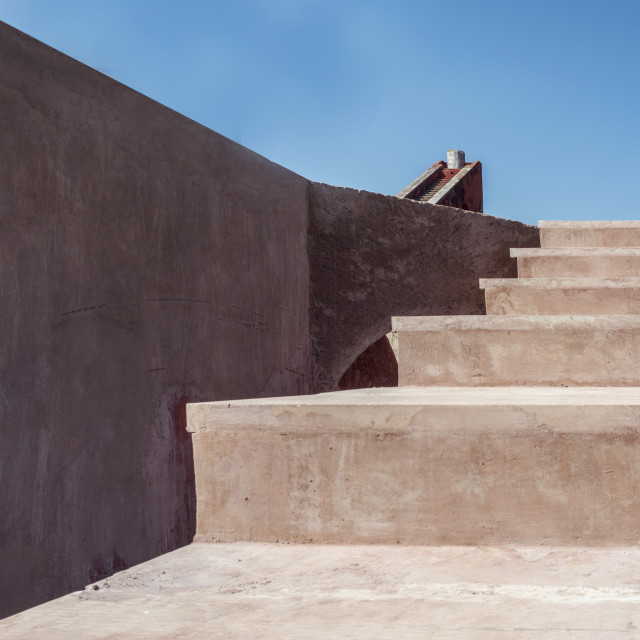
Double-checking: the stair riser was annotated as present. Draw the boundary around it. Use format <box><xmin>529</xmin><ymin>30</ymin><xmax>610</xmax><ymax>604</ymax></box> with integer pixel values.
<box><xmin>191</xmin><ymin>406</ymin><xmax>640</xmax><ymax>545</ymax></box>
<box><xmin>397</xmin><ymin>324</ymin><xmax>640</xmax><ymax>386</ymax></box>
<box><xmin>517</xmin><ymin>255</ymin><xmax>640</xmax><ymax>278</ymax></box>
<box><xmin>485</xmin><ymin>286</ymin><xmax>640</xmax><ymax>315</ymax></box>
<box><xmin>541</xmin><ymin>228</ymin><xmax>640</xmax><ymax>248</ymax></box>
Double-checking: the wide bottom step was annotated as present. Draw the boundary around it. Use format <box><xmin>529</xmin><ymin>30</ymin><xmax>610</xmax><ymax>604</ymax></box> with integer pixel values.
<box><xmin>188</xmin><ymin>387</ymin><xmax>640</xmax><ymax>546</ymax></box>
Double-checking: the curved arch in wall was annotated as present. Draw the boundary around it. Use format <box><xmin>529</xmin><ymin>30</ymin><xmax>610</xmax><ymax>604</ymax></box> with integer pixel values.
<box><xmin>335</xmin><ymin>331</ymin><xmax>398</xmax><ymax>391</ymax></box>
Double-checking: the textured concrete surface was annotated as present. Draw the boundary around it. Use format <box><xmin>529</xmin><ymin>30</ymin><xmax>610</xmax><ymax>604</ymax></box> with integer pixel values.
<box><xmin>511</xmin><ymin>247</ymin><xmax>640</xmax><ymax>278</ymax></box>
<box><xmin>540</xmin><ymin>220</ymin><xmax>640</xmax><ymax>247</ymax></box>
<box><xmin>0</xmin><ymin>20</ymin><xmax>312</xmax><ymax>618</ymax></box>
<box><xmin>394</xmin><ymin>315</ymin><xmax>640</xmax><ymax>386</ymax></box>
<box><xmin>481</xmin><ymin>277</ymin><xmax>640</xmax><ymax>315</ymax></box>
<box><xmin>308</xmin><ymin>183</ymin><xmax>538</xmax><ymax>389</ymax></box>
<box><xmin>3</xmin><ymin>542</ymin><xmax>640</xmax><ymax>639</ymax></box>
<box><xmin>187</xmin><ymin>387</ymin><xmax>640</xmax><ymax>545</ymax></box>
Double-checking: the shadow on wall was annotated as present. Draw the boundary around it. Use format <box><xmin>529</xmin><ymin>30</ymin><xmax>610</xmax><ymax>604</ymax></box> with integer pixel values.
<box><xmin>336</xmin><ymin>334</ymin><xmax>398</xmax><ymax>390</ymax></box>
<box><xmin>67</xmin><ymin>384</ymin><xmax>200</xmax><ymax>591</ymax></box>
<box><xmin>146</xmin><ymin>384</ymin><xmax>200</xmax><ymax>554</ymax></box>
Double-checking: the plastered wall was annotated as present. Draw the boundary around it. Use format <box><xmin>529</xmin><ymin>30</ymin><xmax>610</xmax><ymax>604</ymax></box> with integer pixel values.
<box><xmin>0</xmin><ymin>22</ymin><xmax>311</xmax><ymax>618</ymax></box>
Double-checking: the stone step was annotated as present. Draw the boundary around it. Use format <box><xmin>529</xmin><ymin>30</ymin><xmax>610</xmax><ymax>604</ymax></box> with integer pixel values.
<box><xmin>4</xmin><ymin>542</ymin><xmax>640</xmax><ymax>638</ymax></box>
<box><xmin>540</xmin><ymin>220</ymin><xmax>640</xmax><ymax>247</ymax></box>
<box><xmin>393</xmin><ymin>315</ymin><xmax>640</xmax><ymax>386</ymax></box>
<box><xmin>187</xmin><ymin>387</ymin><xmax>640</xmax><ymax>546</ymax></box>
<box><xmin>480</xmin><ymin>277</ymin><xmax>640</xmax><ymax>315</ymax></box>
<box><xmin>510</xmin><ymin>247</ymin><xmax>640</xmax><ymax>278</ymax></box>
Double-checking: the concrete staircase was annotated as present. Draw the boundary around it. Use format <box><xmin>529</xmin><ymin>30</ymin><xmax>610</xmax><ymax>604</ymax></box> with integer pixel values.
<box><xmin>187</xmin><ymin>221</ymin><xmax>640</xmax><ymax>547</ymax></box>
<box><xmin>415</xmin><ymin>175</ymin><xmax>451</xmax><ymax>202</ymax></box>
<box><xmin>482</xmin><ymin>222</ymin><xmax>640</xmax><ymax>314</ymax></box>
<box><xmin>5</xmin><ymin>221</ymin><xmax>640</xmax><ymax>638</ymax></box>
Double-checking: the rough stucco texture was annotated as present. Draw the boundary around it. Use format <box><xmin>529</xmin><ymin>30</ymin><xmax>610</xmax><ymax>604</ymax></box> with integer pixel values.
<box><xmin>308</xmin><ymin>183</ymin><xmax>540</xmax><ymax>389</ymax></box>
<box><xmin>0</xmin><ymin>22</ymin><xmax>311</xmax><ymax>618</ymax></box>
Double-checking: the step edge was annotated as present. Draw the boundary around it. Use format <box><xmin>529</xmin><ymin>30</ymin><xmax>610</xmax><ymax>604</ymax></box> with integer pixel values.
<box><xmin>479</xmin><ymin>277</ymin><xmax>640</xmax><ymax>289</ymax></box>
<box><xmin>539</xmin><ymin>220</ymin><xmax>640</xmax><ymax>229</ymax></box>
<box><xmin>510</xmin><ymin>247</ymin><xmax>640</xmax><ymax>257</ymax></box>
<box><xmin>392</xmin><ymin>314</ymin><xmax>640</xmax><ymax>331</ymax></box>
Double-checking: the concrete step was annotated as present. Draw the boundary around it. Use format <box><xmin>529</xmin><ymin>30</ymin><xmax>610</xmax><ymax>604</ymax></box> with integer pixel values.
<box><xmin>187</xmin><ymin>387</ymin><xmax>640</xmax><ymax>546</ymax></box>
<box><xmin>540</xmin><ymin>220</ymin><xmax>640</xmax><ymax>247</ymax></box>
<box><xmin>3</xmin><ymin>542</ymin><xmax>640</xmax><ymax>638</ymax></box>
<box><xmin>510</xmin><ymin>247</ymin><xmax>640</xmax><ymax>278</ymax></box>
<box><xmin>393</xmin><ymin>315</ymin><xmax>640</xmax><ymax>386</ymax></box>
<box><xmin>480</xmin><ymin>277</ymin><xmax>640</xmax><ymax>315</ymax></box>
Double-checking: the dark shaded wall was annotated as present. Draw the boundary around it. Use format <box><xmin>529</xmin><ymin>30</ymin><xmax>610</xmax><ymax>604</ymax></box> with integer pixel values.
<box><xmin>0</xmin><ymin>23</ymin><xmax>311</xmax><ymax>618</ymax></box>
<box><xmin>308</xmin><ymin>183</ymin><xmax>540</xmax><ymax>389</ymax></box>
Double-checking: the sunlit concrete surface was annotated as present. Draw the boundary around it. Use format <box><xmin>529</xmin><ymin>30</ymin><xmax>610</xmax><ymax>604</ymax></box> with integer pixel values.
<box><xmin>2</xmin><ymin>542</ymin><xmax>640</xmax><ymax>639</ymax></box>
<box><xmin>539</xmin><ymin>220</ymin><xmax>640</xmax><ymax>247</ymax></box>
<box><xmin>480</xmin><ymin>277</ymin><xmax>640</xmax><ymax>315</ymax></box>
<box><xmin>188</xmin><ymin>387</ymin><xmax>640</xmax><ymax>545</ymax></box>
<box><xmin>510</xmin><ymin>247</ymin><xmax>640</xmax><ymax>278</ymax></box>
<box><xmin>394</xmin><ymin>315</ymin><xmax>640</xmax><ymax>386</ymax></box>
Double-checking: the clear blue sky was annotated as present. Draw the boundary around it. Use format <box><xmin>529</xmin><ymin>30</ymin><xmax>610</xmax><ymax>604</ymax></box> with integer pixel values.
<box><xmin>2</xmin><ymin>0</ymin><xmax>639</xmax><ymax>225</ymax></box>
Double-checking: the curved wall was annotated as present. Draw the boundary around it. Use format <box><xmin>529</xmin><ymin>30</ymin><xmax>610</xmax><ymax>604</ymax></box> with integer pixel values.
<box><xmin>308</xmin><ymin>183</ymin><xmax>539</xmax><ymax>390</ymax></box>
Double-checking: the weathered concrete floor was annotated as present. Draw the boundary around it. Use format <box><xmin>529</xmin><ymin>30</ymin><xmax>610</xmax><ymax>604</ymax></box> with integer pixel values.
<box><xmin>3</xmin><ymin>543</ymin><xmax>640</xmax><ymax>638</ymax></box>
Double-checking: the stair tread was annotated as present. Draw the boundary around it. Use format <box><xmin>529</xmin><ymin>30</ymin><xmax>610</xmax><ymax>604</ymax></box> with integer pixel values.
<box><xmin>189</xmin><ymin>386</ymin><xmax>640</xmax><ymax>423</ymax></box>
<box><xmin>539</xmin><ymin>220</ymin><xmax>640</xmax><ymax>229</ymax></box>
<box><xmin>511</xmin><ymin>247</ymin><xmax>640</xmax><ymax>257</ymax></box>
<box><xmin>415</xmin><ymin>178</ymin><xmax>451</xmax><ymax>201</ymax></box>
<box><xmin>392</xmin><ymin>314</ymin><xmax>640</xmax><ymax>331</ymax></box>
<box><xmin>479</xmin><ymin>277</ymin><xmax>640</xmax><ymax>289</ymax></box>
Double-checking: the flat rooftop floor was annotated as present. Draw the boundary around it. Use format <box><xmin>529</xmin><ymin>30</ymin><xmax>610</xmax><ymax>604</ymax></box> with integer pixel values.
<box><xmin>3</xmin><ymin>542</ymin><xmax>640</xmax><ymax>639</ymax></box>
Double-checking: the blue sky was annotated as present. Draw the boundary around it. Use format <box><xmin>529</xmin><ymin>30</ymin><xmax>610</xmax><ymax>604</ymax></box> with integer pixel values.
<box><xmin>1</xmin><ymin>0</ymin><xmax>639</xmax><ymax>225</ymax></box>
